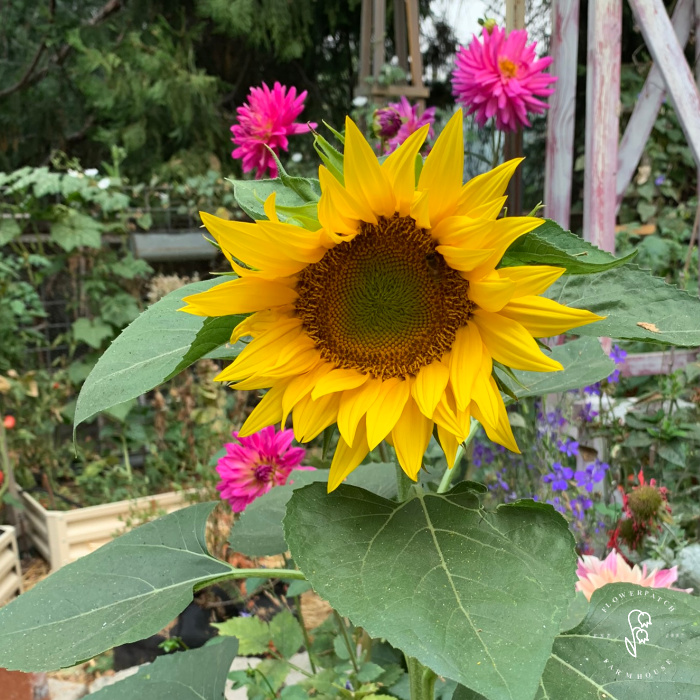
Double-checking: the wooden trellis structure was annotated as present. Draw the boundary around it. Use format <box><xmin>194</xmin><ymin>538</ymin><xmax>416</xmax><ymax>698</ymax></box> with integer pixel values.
<box><xmin>544</xmin><ymin>0</ymin><xmax>700</xmax><ymax>376</ymax></box>
<box><xmin>355</xmin><ymin>0</ymin><xmax>429</xmax><ymax>106</ymax></box>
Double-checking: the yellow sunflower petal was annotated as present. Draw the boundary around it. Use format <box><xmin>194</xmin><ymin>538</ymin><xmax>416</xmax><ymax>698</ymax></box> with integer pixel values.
<box><xmin>337</xmin><ymin>378</ymin><xmax>383</xmax><ymax>447</ymax></box>
<box><xmin>430</xmin><ymin>216</ymin><xmax>494</xmax><ymax>246</ymax></box>
<box><xmin>449</xmin><ymin>324</ymin><xmax>483</xmax><ymax>411</ymax></box>
<box><xmin>456</xmin><ymin>158</ymin><xmax>524</xmax><ymax>216</ymax></box>
<box><xmin>410</xmin><ymin>189</ymin><xmax>431</xmax><ymax>230</ymax></box>
<box><xmin>468</xmin><ymin>271</ymin><xmax>518</xmax><ymax>312</ymax></box>
<box><xmin>318</xmin><ymin>166</ymin><xmax>363</xmax><ymax>235</ymax></box>
<box><xmin>471</xmin><ymin>395</ymin><xmax>520</xmax><ymax>454</ymax></box>
<box><xmin>311</xmin><ymin>368</ymin><xmax>368</xmax><ymax>400</ymax></box>
<box><xmin>465</xmin><ymin>196</ymin><xmax>507</xmax><ymax>221</ymax></box>
<box><xmin>282</xmin><ymin>363</ymin><xmax>333</xmax><ymax>425</ymax></box>
<box><xmin>293</xmin><ymin>392</ymin><xmax>340</xmax><ymax>442</ymax></box>
<box><xmin>496</xmin><ymin>265</ymin><xmax>565</xmax><ymax>296</ymax></box>
<box><xmin>471</xmin><ymin>356</ymin><xmax>499</xmax><ymax>428</ymax></box>
<box><xmin>434</xmin><ymin>387</ymin><xmax>471</xmax><ymax>441</ymax></box>
<box><xmin>366</xmin><ymin>377</ymin><xmax>411</xmax><ymax>450</ymax></box>
<box><xmin>418</xmin><ymin>109</ymin><xmax>464</xmax><ymax>225</ymax></box>
<box><xmin>411</xmin><ymin>360</ymin><xmax>450</xmax><ymax>418</ymax></box>
<box><xmin>181</xmin><ymin>278</ymin><xmax>297</xmax><ymax>317</ymax></box>
<box><xmin>328</xmin><ymin>417</ymin><xmax>370</xmax><ymax>492</ymax></box>
<box><xmin>499</xmin><ymin>296</ymin><xmax>606</xmax><ymax>337</ymax></box>
<box><xmin>473</xmin><ymin>310</ymin><xmax>563</xmax><ymax>373</ymax></box>
<box><xmin>264</xmin><ymin>192</ymin><xmax>280</xmax><ymax>222</ymax></box>
<box><xmin>434</xmin><ymin>245</ymin><xmax>497</xmax><ymax>272</ymax></box>
<box><xmin>437</xmin><ymin>424</ymin><xmax>461</xmax><ymax>469</ymax></box>
<box><xmin>344</xmin><ymin>117</ymin><xmax>395</xmax><ymax>218</ymax></box>
<box><xmin>391</xmin><ymin>398</ymin><xmax>433</xmax><ymax>480</ymax></box>
<box><xmin>382</xmin><ymin>124</ymin><xmax>429</xmax><ymax>216</ymax></box>
<box><xmin>238</xmin><ymin>383</ymin><xmax>288</xmax><ymax>436</ymax></box>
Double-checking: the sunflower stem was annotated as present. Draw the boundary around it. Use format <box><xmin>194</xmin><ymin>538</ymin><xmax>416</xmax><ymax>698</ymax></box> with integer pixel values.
<box><xmin>406</xmin><ymin>656</ymin><xmax>437</xmax><ymax>700</ymax></box>
<box><xmin>437</xmin><ymin>419</ymin><xmax>480</xmax><ymax>494</ymax></box>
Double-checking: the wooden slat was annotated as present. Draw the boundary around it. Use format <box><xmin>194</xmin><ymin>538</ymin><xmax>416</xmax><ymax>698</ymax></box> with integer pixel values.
<box><xmin>621</xmin><ymin>349</ymin><xmax>699</xmax><ymax>377</ymax></box>
<box><xmin>582</xmin><ymin>0</ymin><xmax>622</xmax><ymax>253</ymax></box>
<box><xmin>372</xmin><ymin>0</ymin><xmax>386</xmax><ymax>81</ymax></box>
<box><xmin>505</xmin><ymin>0</ymin><xmax>526</xmax><ymax>30</ymax></box>
<box><xmin>696</xmin><ymin>0</ymin><xmax>700</xmax><ymax>296</ymax></box>
<box><xmin>405</xmin><ymin>0</ymin><xmax>424</xmax><ymax>88</ymax></box>
<box><xmin>628</xmin><ymin>0</ymin><xmax>700</xmax><ymax>168</ymax></box>
<box><xmin>358</xmin><ymin>0</ymin><xmax>372</xmax><ymax>92</ymax></box>
<box><xmin>545</xmin><ymin>0</ymin><xmax>581</xmax><ymax>230</ymax></box>
<box><xmin>393</xmin><ymin>0</ymin><xmax>408</xmax><ymax>74</ymax></box>
<box><xmin>616</xmin><ymin>0</ymin><xmax>693</xmax><ymax>210</ymax></box>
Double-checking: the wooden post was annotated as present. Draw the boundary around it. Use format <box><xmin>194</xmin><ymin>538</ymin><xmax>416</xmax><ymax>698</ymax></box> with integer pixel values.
<box><xmin>545</xmin><ymin>0</ymin><xmax>581</xmax><ymax>230</ymax></box>
<box><xmin>582</xmin><ymin>0</ymin><xmax>622</xmax><ymax>253</ymax></box>
<box><xmin>372</xmin><ymin>0</ymin><xmax>387</xmax><ymax>82</ymax></box>
<box><xmin>393</xmin><ymin>0</ymin><xmax>409</xmax><ymax>75</ymax></box>
<box><xmin>358</xmin><ymin>0</ymin><xmax>372</xmax><ymax>95</ymax></box>
<box><xmin>696</xmin><ymin>0</ymin><xmax>700</xmax><ymax>296</ymax></box>
<box><xmin>628</xmin><ymin>0</ymin><xmax>700</xmax><ymax>167</ymax></box>
<box><xmin>616</xmin><ymin>0</ymin><xmax>693</xmax><ymax>210</ymax></box>
<box><xmin>505</xmin><ymin>0</ymin><xmax>526</xmax><ymax>215</ymax></box>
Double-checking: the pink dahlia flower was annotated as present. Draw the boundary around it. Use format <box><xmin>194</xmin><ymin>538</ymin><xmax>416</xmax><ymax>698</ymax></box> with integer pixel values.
<box><xmin>216</xmin><ymin>426</ymin><xmax>311</xmax><ymax>512</ymax></box>
<box><xmin>452</xmin><ymin>26</ymin><xmax>556</xmax><ymax>132</ymax></box>
<box><xmin>576</xmin><ymin>550</ymin><xmax>692</xmax><ymax>601</ymax></box>
<box><xmin>230</xmin><ymin>82</ymin><xmax>316</xmax><ymax>179</ymax></box>
<box><xmin>373</xmin><ymin>97</ymin><xmax>436</xmax><ymax>154</ymax></box>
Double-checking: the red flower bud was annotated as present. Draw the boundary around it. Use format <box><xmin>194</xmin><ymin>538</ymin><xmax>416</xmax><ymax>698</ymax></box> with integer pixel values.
<box><xmin>3</xmin><ymin>415</ymin><xmax>15</xmax><ymax>429</ymax></box>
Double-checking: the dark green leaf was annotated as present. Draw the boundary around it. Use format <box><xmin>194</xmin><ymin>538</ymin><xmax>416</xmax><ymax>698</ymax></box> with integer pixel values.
<box><xmin>89</xmin><ymin>637</ymin><xmax>238</xmax><ymax>699</ymax></box>
<box><xmin>231</xmin><ymin>177</ymin><xmax>321</xmax><ymax>221</ymax></box>
<box><xmin>269</xmin><ymin>609</ymin><xmax>304</xmax><ymax>658</ymax></box>
<box><xmin>501</xmin><ymin>219</ymin><xmax>637</xmax><ymax>273</ymax></box>
<box><xmin>497</xmin><ymin>337</ymin><xmax>615</xmax><ymax>399</ymax></box>
<box><xmin>284</xmin><ymin>483</ymin><xmax>577</xmax><ymax>700</ymax></box>
<box><xmin>75</xmin><ymin>278</ymin><xmax>237</xmax><ymax>430</ymax></box>
<box><xmin>213</xmin><ymin>615</ymin><xmax>271</xmax><ymax>655</ymax></box>
<box><xmin>0</xmin><ymin>503</ymin><xmax>232</xmax><ymax>671</ymax></box>
<box><xmin>547</xmin><ymin>265</ymin><xmax>700</xmax><ymax>347</ymax></box>
<box><xmin>50</xmin><ymin>210</ymin><xmax>103</xmax><ymax>251</ymax></box>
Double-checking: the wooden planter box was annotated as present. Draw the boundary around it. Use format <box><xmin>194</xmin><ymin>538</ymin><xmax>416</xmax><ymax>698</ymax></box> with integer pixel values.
<box><xmin>20</xmin><ymin>490</ymin><xmax>193</xmax><ymax>570</ymax></box>
<box><xmin>0</xmin><ymin>525</ymin><xmax>23</xmax><ymax>604</ymax></box>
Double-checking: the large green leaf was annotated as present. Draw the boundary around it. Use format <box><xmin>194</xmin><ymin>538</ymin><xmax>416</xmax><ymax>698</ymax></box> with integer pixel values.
<box><xmin>547</xmin><ymin>265</ymin><xmax>700</xmax><ymax>347</ymax></box>
<box><xmin>230</xmin><ymin>462</ymin><xmax>397</xmax><ymax>556</ymax></box>
<box><xmin>0</xmin><ymin>503</ymin><xmax>234</xmax><ymax>671</ymax></box>
<box><xmin>232</xmin><ymin>176</ymin><xmax>321</xmax><ymax>220</ymax></box>
<box><xmin>89</xmin><ymin>638</ymin><xmax>238</xmax><ymax>699</ymax></box>
<box><xmin>452</xmin><ymin>583</ymin><xmax>700</xmax><ymax>700</ymax></box>
<box><xmin>284</xmin><ymin>483</ymin><xmax>577</xmax><ymax>700</ymax></box>
<box><xmin>498</xmin><ymin>337</ymin><xmax>615</xmax><ymax>399</ymax></box>
<box><xmin>501</xmin><ymin>219</ymin><xmax>637</xmax><ymax>274</ymax></box>
<box><xmin>75</xmin><ymin>278</ymin><xmax>240</xmax><ymax>429</ymax></box>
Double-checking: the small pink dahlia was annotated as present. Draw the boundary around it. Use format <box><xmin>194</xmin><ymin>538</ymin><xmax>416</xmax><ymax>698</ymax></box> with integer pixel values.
<box><xmin>576</xmin><ymin>550</ymin><xmax>692</xmax><ymax>601</ymax></box>
<box><xmin>374</xmin><ymin>97</ymin><xmax>436</xmax><ymax>154</ymax></box>
<box><xmin>452</xmin><ymin>26</ymin><xmax>556</xmax><ymax>132</ymax></box>
<box><xmin>216</xmin><ymin>426</ymin><xmax>310</xmax><ymax>512</ymax></box>
<box><xmin>230</xmin><ymin>82</ymin><xmax>317</xmax><ymax>179</ymax></box>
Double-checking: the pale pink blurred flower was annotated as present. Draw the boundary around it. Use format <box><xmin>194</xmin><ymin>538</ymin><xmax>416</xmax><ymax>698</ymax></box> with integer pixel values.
<box><xmin>374</xmin><ymin>97</ymin><xmax>436</xmax><ymax>153</ymax></box>
<box><xmin>576</xmin><ymin>550</ymin><xmax>692</xmax><ymax>601</ymax></box>
<box><xmin>230</xmin><ymin>82</ymin><xmax>316</xmax><ymax>179</ymax></box>
<box><xmin>216</xmin><ymin>426</ymin><xmax>311</xmax><ymax>512</ymax></box>
<box><xmin>452</xmin><ymin>26</ymin><xmax>556</xmax><ymax>132</ymax></box>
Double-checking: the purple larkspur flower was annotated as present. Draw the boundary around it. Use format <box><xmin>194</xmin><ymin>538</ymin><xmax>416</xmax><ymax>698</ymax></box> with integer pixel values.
<box><xmin>610</xmin><ymin>344</ymin><xmax>627</xmax><ymax>365</ymax></box>
<box><xmin>557</xmin><ymin>438</ymin><xmax>579</xmax><ymax>457</ymax></box>
<box><xmin>574</xmin><ymin>460</ymin><xmax>609</xmax><ymax>492</ymax></box>
<box><xmin>543</xmin><ymin>462</ymin><xmax>574</xmax><ymax>491</ymax></box>
<box><xmin>584</xmin><ymin>382</ymin><xmax>601</xmax><ymax>396</ymax></box>
<box><xmin>546</xmin><ymin>496</ymin><xmax>566</xmax><ymax>514</ymax></box>
<box><xmin>578</xmin><ymin>401</ymin><xmax>598</xmax><ymax>423</ymax></box>
<box><xmin>655</xmin><ymin>175</ymin><xmax>666</xmax><ymax>186</ymax></box>
<box><xmin>571</xmin><ymin>495</ymin><xmax>593</xmax><ymax>520</ymax></box>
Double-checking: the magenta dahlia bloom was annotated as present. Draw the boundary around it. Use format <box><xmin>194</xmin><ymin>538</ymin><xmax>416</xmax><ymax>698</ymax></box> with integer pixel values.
<box><xmin>374</xmin><ymin>97</ymin><xmax>436</xmax><ymax>154</ymax></box>
<box><xmin>230</xmin><ymin>82</ymin><xmax>316</xmax><ymax>179</ymax></box>
<box><xmin>452</xmin><ymin>26</ymin><xmax>556</xmax><ymax>132</ymax></box>
<box><xmin>216</xmin><ymin>426</ymin><xmax>310</xmax><ymax>512</ymax></box>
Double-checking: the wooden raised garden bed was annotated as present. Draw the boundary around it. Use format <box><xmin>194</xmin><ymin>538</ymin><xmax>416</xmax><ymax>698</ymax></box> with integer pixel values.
<box><xmin>20</xmin><ymin>490</ymin><xmax>194</xmax><ymax>570</ymax></box>
<box><xmin>0</xmin><ymin>526</ymin><xmax>23</xmax><ymax>604</ymax></box>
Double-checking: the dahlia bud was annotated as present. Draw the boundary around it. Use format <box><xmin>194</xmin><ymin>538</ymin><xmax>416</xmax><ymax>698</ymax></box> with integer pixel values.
<box><xmin>373</xmin><ymin>107</ymin><xmax>402</xmax><ymax>140</ymax></box>
<box><xmin>479</xmin><ymin>17</ymin><xmax>498</xmax><ymax>33</ymax></box>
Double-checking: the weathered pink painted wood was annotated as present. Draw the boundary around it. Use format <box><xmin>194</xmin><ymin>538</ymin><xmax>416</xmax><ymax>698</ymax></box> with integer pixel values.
<box><xmin>545</xmin><ymin>0</ymin><xmax>580</xmax><ymax>230</ymax></box>
<box><xmin>615</xmin><ymin>0</ymin><xmax>693</xmax><ymax>210</ymax></box>
<box><xmin>628</xmin><ymin>0</ymin><xmax>700</xmax><ymax>168</ymax></box>
<box><xmin>620</xmin><ymin>349</ymin><xmax>699</xmax><ymax>377</ymax></box>
<box><xmin>696</xmin><ymin>0</ymin><xmax>700</xmax><ymax>296</ymax></box>
<box><xmin>582</xmin><ymin>0</ymin><xmax>622</xmax><ymax>253</ymax></box>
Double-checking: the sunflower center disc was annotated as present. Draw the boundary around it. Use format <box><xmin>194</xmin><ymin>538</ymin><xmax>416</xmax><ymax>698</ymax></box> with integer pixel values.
<box><xmin>294</xmin><ymin>214</ymin><xmax>474</xmax><ymax>379</ymax></box>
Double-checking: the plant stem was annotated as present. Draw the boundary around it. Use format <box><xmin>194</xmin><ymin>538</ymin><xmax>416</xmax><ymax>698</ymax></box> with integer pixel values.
<box><xmin>437</xmin><ymin>419</ymin><xmax>480</xmax><ymax>494</ymax></box>
<box><xmin>193</xmin><ymin>568</ymin><xmax>306</xmax><ymax>592</ymax></box>
<box><xmin>333</xmin><ymin>610</ymin><xmax>360</xmax><ymax>674</ymax></box>
<box><xmin>295</xmin><ymin>595</ymin><xmax>318</xmax><ymax>674</ymax></box>
<box><xmin>407</xmin><ymin>656</ymin><xmax>437</xmax><ymax>700</ymax></box>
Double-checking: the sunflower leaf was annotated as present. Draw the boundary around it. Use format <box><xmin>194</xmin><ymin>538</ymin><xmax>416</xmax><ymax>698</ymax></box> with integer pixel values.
<box><xmin>547</xmin><ymin>265</ymin><xmax>700</xmax><ymax>347</ymax></box>
<box><xmin>313</xmin><ymin>131</ymin><xmax>345</xmax><ymax>184</ymax></box>
<box><xmin>500</xmin><ymin>219</ymin><xmax>637</xmax><ymax>274</ymax></box>
<box><xmin>284</xmin><ymin>482</ymin><xmax>576</xmax><ymax>700</ymax></box>
<box><xmin>75</xmin><ymin>277</ymin><xmax>240</xmax><ymax>431</ymax></box>
<box><xmin>231</xmin><ymin>176</ymin><xmax>321</xmax><ymax>221</ymax></box>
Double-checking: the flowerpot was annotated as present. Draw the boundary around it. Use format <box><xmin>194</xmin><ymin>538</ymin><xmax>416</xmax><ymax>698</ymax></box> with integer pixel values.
<box><xmin>20</xmin><ymin>489</ymin><xmax>194</xmax><ymax>571</ymax></box>
<box><xmin>0</xmin><ymin>525</ymin><xmax>23</xmax><ymax>605</ymax></box>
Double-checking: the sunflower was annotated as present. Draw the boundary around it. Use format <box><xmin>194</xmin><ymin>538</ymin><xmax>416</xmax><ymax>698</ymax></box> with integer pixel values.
<box><xmin>182</xmin><ymin>110</ymin><xmax>602</xmax><ymax>490</ymax></box>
